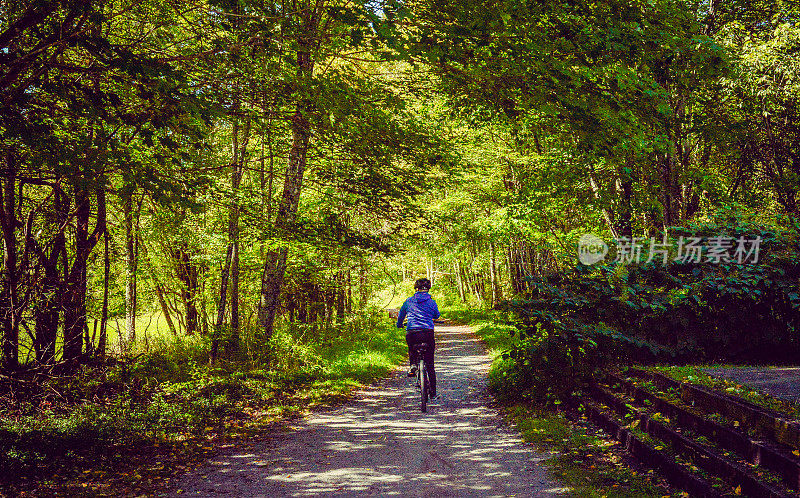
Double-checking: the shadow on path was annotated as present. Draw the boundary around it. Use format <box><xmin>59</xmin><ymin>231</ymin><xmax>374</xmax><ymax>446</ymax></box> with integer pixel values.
<box><xmin>167</xmin><ymin>325</ymin><xmax>568</xmax><ymax>497</ymax></box>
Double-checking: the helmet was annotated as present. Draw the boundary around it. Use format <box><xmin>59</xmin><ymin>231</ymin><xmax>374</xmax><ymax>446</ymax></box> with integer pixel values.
<box><xmin>414</xmin><ymin>278</ymin><xmax>432</xmax><ymax>291</ymax></box>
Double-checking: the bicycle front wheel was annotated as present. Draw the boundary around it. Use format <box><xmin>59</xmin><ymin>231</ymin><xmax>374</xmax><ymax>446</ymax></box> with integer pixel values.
<box><xmin>419</xmin><ymin>358</ymin><xmax>428</xmax><ymax>412</ymax></box>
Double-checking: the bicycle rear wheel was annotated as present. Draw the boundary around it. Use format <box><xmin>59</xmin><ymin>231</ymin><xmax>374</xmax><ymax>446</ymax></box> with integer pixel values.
<box><xmin>419</xmin><ymin>358</ymin><xmax>428</xmax><ymax>412</ymax></box>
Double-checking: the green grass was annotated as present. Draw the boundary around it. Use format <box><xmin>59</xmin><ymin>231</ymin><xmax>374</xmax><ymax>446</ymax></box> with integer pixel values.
<box><xmin>441</xmin><ymin>307</ymin><xmax>517</xmax><ymax>358</ymax></box>
<box><xmin>17</xmin><ymin>311</ymin><xmax>187</xmax><ymax>365</ymax></box>
<box><xmin>97</xmin><ymin>311</ymin><xmax>180</xmax><ymax>353</ymax></box>
<box><xmin>507</xmin><ymin>405</ymin><xmax>677</xmax><ymax>497</ymax></box>
<box><xmin>1</xmin><ymin>310</ymin><xmax>406</xmax><ymax>496</ymax></box>
<box><xmin>452</xmin><ymin>308</ymin><xmax>682</xmax><ymax>496</ymax></box>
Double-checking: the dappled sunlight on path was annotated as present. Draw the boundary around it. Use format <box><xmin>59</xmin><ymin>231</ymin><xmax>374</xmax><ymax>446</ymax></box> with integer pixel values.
<box><xmin>167</xmin><ymin>324</ymin><xmax>567</xmax><ymax>497</ymax></box>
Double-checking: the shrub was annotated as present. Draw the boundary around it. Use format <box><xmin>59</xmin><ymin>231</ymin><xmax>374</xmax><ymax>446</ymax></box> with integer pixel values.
<box><xmin>493</xmin><ymin>216</ymin><xmax>800</xmax><ymax>403</ymax></box>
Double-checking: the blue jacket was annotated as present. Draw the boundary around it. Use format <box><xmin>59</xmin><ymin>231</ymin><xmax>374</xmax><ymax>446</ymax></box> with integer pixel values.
<box><xmin>396</xmin><ymin>291</ymin><xmax>440</xmax><ymax>330</ymax></box>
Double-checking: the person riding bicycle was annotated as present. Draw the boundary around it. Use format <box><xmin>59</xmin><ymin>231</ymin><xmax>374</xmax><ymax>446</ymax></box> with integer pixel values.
<box><xmin>396</xmin><ymin>278</ymin><xmax>440</xmax><ymax>399</ymax></box>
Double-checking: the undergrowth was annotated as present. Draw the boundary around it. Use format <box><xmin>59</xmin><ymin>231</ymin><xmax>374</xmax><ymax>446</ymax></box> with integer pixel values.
<box><xmin>507</xmin><ymin>405</ymin><xmax>677</xmax><ymax>497</ymax></box>
<box><xmin>0</xmin><ymin>310</ymin><xmax>405</xmax><ymax>496</ymax></box>
<box><xmin>458</xmin><ymin>308</ymin><xmax>682</xmax><ymax>496</ymax></box>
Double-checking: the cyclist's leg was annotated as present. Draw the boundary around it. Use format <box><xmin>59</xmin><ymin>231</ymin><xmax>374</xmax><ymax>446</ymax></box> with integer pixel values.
<box><xmin>406</xmin><ymin>330</ymin><xmax>426</xmax><ymax>377</ymax></box>
<box><xmin>424</xmin><ymin>332</ymin><xmax>436</xmax><ymax>396</ymax></box>
<box><xmin>405</xmin><ymin>332</ymin><xmax>417</xmax><ymax>365</ymax></box>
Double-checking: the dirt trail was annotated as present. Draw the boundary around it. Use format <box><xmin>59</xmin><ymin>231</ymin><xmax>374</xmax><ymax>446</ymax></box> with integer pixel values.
<box><xmin>167</xmin><ymin>323</ymin><xmax>567</xmax><ymax>496</ymax></box>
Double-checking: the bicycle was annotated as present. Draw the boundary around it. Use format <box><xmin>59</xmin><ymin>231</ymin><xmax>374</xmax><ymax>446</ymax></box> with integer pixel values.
<box><xmin>412</xmin><ymin>342</ymin><xmax>430</xmax><ymax>412</ymax></box>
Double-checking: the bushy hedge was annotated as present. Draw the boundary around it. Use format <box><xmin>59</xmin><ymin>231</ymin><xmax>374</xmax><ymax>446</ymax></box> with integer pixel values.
<box><xmin>496</xmin><ymin>218</ymin><xmax>800</xmax><ymax>404</ymax></box>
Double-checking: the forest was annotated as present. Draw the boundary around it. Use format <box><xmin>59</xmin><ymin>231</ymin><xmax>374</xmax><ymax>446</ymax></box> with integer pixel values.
<box><xmin>2</xmin><ymin>0</ymin><xmax>800</xmax><ymax>495</ymax></box>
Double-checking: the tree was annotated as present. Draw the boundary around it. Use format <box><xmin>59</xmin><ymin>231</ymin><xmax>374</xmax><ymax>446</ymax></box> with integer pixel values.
<box><xmin>407</xmin><ymin>0</ymin><xmax>728</xmax><ymax>234</ymax></box>
<box><xmin>0</xmin><ymin>0</ymin><xmax>210</xmax><ymax>368</ymax></box>
<box><xmin>232</xmin><ymin>0</ymin><xmax>443</xmax><ymax>341</ymax></box>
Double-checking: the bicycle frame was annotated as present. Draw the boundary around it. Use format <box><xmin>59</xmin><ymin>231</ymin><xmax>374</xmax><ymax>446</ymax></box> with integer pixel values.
<box><xmin>412</xmin><ymin>343</ymin><xmax>429</xmax><ymax>412</ymax></box>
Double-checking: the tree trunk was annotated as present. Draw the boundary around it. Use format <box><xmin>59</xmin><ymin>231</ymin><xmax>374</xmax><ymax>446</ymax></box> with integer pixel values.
<box><xmin>31</xmin><ymin>188</ymin><xmax>66</xmax><ymax>364</ymax></box>
<box><xmin>335</xmin><ymin>270</ymin><xmax>346</xmax><ymax>322</ymax></box>
<box><xmin>704</xmin><ymin>0</ymin><xmax>720</xmax><ymax>35</ymax></box>
<box><xmin>468</xmin><ymin>270</ymin><xmax>484</xmax><ymax>305</ymax></box>
<box><xmin>298</xmin><ymin>286</ymin><xmax>309</xmax><ymax>323</ymax></box>
<box><xmin>228</xmin><ymin>117</ymin><xmax>249</xmax><ymax>354</ymax></box>
<box><xmin>659</xmin><ymin>152</ymin><xmax>677</xmax><ymax>228</ymax></box>
<box><xmin>359</xmin><ymin>261</ymin><xmax>368</xmax><ymax>309</ymax></box>
<box><xmin>489</xmin><ymin>241</ymin><xmax>501</xmax><ymax>306</ymax></box>
<box><xmin>139</xmin><ymin>234</ymin><xmax>177</xmax><ymax>336</ymax></box>
<box><xmin>588</xmin><ymin>167</ymin><xmax>619</xmax><ymax>239</ymax></box>
<box><xmin>63</xmin><ymin>181</ymin><xmax>106</xmax><ymax>364</ymax></box>
<box><xmin>324</xmin><ymin>286</ymin><xmax>335</xmax><ymax>325</ymax></box>
<box><xmin>346</xmin><ymin>270</ymin><xmax>352</xmax><ymax>315</ymax></box>
<box><xmin>211</xmin><ymin>244</ymin><xmax>233</xmax><ymax>364</ymax></box>
<box><xmin>455</xmin><ymin>260</ymin><xmax>466</xmax><ymax>303</ymax></box>
<box><xmin>505</xmin><ymin>248</ymin><xmax>515</xmax><ymax>292</ymax></box>
<box><xmin>153</xmin><ymin>277</ymin><xmax>177</xmax><ymax>336</ymax></box>
<box><xmin>0</xmin><ymin>157</ymin><xmax>20</xmax><ymax>370</ymax></box>
<box><xmin>98</xmin><ymin>227</ymin><xmax>109</xmax><ymax>357</ymax></box>
<box><xmin>258</xmin><ymin>42</ymin><xmax>314</xmax><ymax>341</ymax></box>
<box><xmin>508</xmin><ymin>244</ymin><xmax>522</xmax><ymax>294</ymax></box>
<box><xmin>174</xmin><ymin>244</ymin><xmax>200</xmax><ymax>335</ymax></box>
<box><xmin>615</xmin><ymin>160</ymin><xmax>634</xmax><ymax>238</ymax></box>
<box><xmin>308</xmin><ymin>285</ymin><xmax>320</xmax><ymax>323</ymax></box>
<box><xmin>123</xmin><ymin>192</ymin><xmax>137</xmax><ymax>349</ymax></box>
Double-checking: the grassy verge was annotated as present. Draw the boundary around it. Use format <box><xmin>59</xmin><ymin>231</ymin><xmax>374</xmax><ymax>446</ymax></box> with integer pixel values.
<box><xmin>440</xmin><ymin>308</ymin><xmax>515</xmax><ymax>357</ymax></box>
<box><xmin>18</xmin><ymin>312</ymin><xmax>184</xmax><ymax>364</ymax></box>
<box><xmin>507</xmin><ymin>405</ymin><xmax>675</xmax><ymax>497</ymax></box>
<box><xmin>448</xmin><ymin>307</ymin><xmax>683</xmax><ymax>497</ymax></box>
<box><xmin>0</xmin><ymin>311</ymin><xmax>405</xmax><ymax>497</ymax></box>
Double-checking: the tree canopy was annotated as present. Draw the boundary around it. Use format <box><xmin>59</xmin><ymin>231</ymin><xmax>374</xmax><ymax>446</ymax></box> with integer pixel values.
<box><xmin>0</xmin><ymin>0</ymin><xmax>797</xmax><ymax>372</ymax></box>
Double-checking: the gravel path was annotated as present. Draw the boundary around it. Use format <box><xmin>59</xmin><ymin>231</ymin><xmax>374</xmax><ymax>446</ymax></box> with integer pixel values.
<box><xmin>167</xmin><ymin>323</ymin><xmax>567</xmax><ymax>496</ymax></box>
